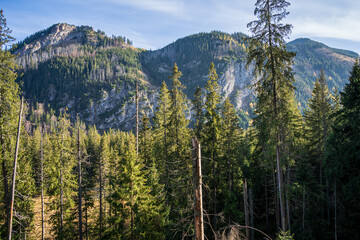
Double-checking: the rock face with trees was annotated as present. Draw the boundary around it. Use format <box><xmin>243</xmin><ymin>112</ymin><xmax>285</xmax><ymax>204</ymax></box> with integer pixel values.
<box><xmin>1</xmin><ymin>2</ymin><xmax>360</xmax><ymax>240</ymax></box>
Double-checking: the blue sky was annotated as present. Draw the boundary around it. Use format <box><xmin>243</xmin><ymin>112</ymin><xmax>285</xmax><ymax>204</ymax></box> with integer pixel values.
<box><xmin>2</xmin><ymin>0</ymin><xmax>360</xmax><ymax>54</ymax></box>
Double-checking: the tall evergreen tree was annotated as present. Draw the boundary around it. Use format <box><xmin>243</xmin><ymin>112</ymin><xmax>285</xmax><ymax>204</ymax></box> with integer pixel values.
<box><xmin>153</xmin><ymin>81</ymin><xmax>171</xmax><ymax>196</ymax></box>
<box><xmin>203</xmin><ymin>62</ymin><xmax>222</xmax><ymax>233</ymax></box>
<box><xmin>0</xmin><ymin>10</ymin><xmax>21</xmax><ymax>238</ymax></box>
<box><xmin>247</xmin><ymin>0</ymin><xmax>296</xmax><ymax>232</ymax></box>
<box><xmin>325</xmin><ymin>61</ymin><xmax>360</xmax><ymax>238</ymax></box>
<box><xmin>106</xmin><ymin>132</ymin><xmax>167</xmax><ymax>239</ymax></box>
<box><xmin>167</xmin><ymin>63</ymin><xmax>192</xmax><ymax>238</ymax></box>
<box><xmin>302</xmin><ymin>70</ymin><xmax>335</xmax><ymax>237</ymax></box>
<box><xmin>45</xmin><ymin>113</ymin><xmax>77</xmax><ymax>239</ymax></box>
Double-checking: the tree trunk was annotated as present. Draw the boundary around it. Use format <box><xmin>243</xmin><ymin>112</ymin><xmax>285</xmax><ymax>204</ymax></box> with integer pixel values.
<box><xmin>320</xmin><ymin>164</ymin><xmax>324</xmax><ymax>220</ymax></box>
<box><xmin>41</xmin><ymin>124</ymin><xmax>45</xmax><ymax>240</ymax></box>
<box><xmin>213</xmin><ymin>148</ymin><xmax>217</xmax><ymax>233</ymax></box>
<box><xmin>286</xmin><ymin>166</ymin><xmax>291</xmax><ymax>232</ymax></box>
<box><xmin>192</xmin><ymin>137</ymin><xmax>204</xmax><ymax>240</ymax></box>
<box><xmin>265</xmin><ymin>183</ymin><xmax>269</xmax><ymax>231</ymax></box>
<box><xmin>273</xmin><ymin>169</ymin><xmax>280</xmax><ymax>229</ymax></box>
<box><xmin>276</xmin><ymin>138</ymin><xmax>286</xmax><ymax>231</ymax></box>
<box><xmin>249</xmin><ymin>188</ymin><xmax>254</xmax><ymax>240</ymax></box>
<box><xmin>326</xmin><ymin>176</ymin><xmax>330</xmax><ymax>225</ymax></box>
<box><xmin>60</xmin><ymin>133</ymin><xmax>64</xmax><ymax>236</ymax></box>
<box><xmin>164</xmin><ymin>101</ymin><xmax>169</xmax><ymax>201</ymax></box>
<box><xmin>135</xmin><ymin>82</ymin><xmax>139</xmax><ymax>157</ymax></box>
<box><xmin>243</xmin><ymin>178</ymin><xmax>250</xmax><ymax>240</ymax></box>
<box><xmin>1</xmin><ymin>136</ymin><xmax>10</xmax><ymax>234</ymax></box>
<box><xmin>99</xmin><ymin>151</ymin><xmax>103</xmax><ymax>239</ymax></box>
<box><xmin>8</xmin><ymin>96</ymin><xmax>23</xmax><ymax>240</ymax></box>
<box><xmin>302</xmin><ymin>186</ymin><xmax>305</xmax><ymax>240</ymax></box>
<box><xmin>77</xmin><ymin>126</ymin><xmax>83</xmax><ymax>240</ymax></box>
<box><xmin>85</xmin><ymin>198</ymin><xmax>88</xmax><ymax>240</ymax></box>
<box><xmin>334</xmin><ymin>180</ymin><xmax>337</xmax><ymax>240</ymax></box>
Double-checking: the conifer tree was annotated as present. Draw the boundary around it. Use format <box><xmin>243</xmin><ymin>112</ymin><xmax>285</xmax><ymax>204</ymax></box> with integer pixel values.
<box><xmin>247</xmin><ymin>0</ymin><xmax>296</xmax><ymax>232</ymax></box>
<box><xmin>167</xmin><ymin>63</ymin><xmax>192</xmax><ymax>238</ymax></box>
<box><xmin>220</xmin><ymin>98</ymin><xmax>244</xmax><ymax>224</ymax></box>
<box><xmin>203</xmin><ymin>62</ymin><xmax>221</xmax><ymax>232</ymax></box>
<box><xmin>106</xmin><ymin>132</ymin><xmax>167</xmax><ymax>239</ymax></box>
<box><xmin>153</xmin><ymin>81</ymin><xmax>171</xmax><ymax>195</ymax></box>
<box><xmin>45</xmin><ymin>113</ymin><xmax>77</xmax><ymax>239</ymax></box>
<box><xmin>325</xmin><ymin>61</ymin><xmax>360</xmax><ymax>238</ymax></box>
<box><xmin>0</xmin><ymin>10</ymin><xmax>21</xmax><ymax>237</ymax></box>
<box><xmin>303</xmin><ymin>70</ymin><xmax>335</xmax><ymax>233</ymax></box>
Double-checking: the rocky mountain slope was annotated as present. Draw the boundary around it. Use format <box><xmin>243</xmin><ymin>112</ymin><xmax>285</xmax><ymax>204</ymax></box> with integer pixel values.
<box><xmin>12</xmin><ymin>23</ymin><xmax>359</xmax><ymax>130</ymax></box>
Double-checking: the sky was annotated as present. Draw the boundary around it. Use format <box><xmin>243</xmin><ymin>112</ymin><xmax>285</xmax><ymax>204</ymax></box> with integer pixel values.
<box><xmin>2</xmin><ymin>0</ymin><xmax>360</xmax><ymax>54</ymax></box>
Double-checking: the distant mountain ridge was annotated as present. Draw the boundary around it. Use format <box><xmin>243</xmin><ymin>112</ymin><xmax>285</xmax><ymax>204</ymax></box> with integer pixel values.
<box><xmin>12</xmin><ymin>23</ymin><xmax>358</xmax><ymax>130</ymax></box>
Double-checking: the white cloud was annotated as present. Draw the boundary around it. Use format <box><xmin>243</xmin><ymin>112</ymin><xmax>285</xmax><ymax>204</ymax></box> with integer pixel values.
<box><xmin>104</xmin><ymin>0</ymin><xmax>186</xmax><ymax>18</ymax></box>
<box><xmin>291</xmin><ymin>11</ymin><xmax>360</xmax><ymax>43</ymax></box>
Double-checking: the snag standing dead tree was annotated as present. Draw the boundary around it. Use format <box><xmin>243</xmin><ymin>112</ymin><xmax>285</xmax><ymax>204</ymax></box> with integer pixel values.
<box><xmin>192</xmin><ymin>136</ymin><xmax>204</xmax><ymax>240</ymax></box>
<box><xmin>8</xmin><ymin>96</ymin><xmax>24</xmax><ymax>240</ymax></box>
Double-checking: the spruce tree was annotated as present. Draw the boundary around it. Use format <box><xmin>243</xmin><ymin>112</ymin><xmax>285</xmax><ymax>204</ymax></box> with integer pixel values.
<box><xmin>167</xmin><ymin>63</ymin><xmax>192</xmax><ymax>238</ymax></box>
<box><xmin>153</xmin><ymin>81</ymin><xmax>171</xmax><ymax>196</ymax></box>
<box><xmin>45</xmin><ymin>113</ymin><xmax>77</xmax><ymax>239</ymax></box>
<box><xmin>106</xmin><ymin>132</ymin><xmax>167</xmax><ymax>239</ymax></box>
<box><xmin>203</xmin><ymin>62</ymin><xmax>221</xmax><ymax>232</ymax></box>
<box><xmin>0</xmin><ymin>10</ymin><xmax>21</xmax><ymax>237</ymax></box>
<box><xmin>325</xmin><ymin>61</ymin><xmax>360</xmax><ymax>238</ymax></box>
<box><xmin>303</xmin><ymin>70</ymin><xmax>335</xmax><ymax>235</ymax></box>
<box><xmin>247</xmin><ymin>0</ymin><xmax>296</xmax><ymax>232</ymax></box>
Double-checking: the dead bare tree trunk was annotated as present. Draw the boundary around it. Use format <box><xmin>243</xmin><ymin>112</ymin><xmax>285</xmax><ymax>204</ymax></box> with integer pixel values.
<box><xmin>243</xmin><ymin>178</ymin><xmax>250</xmax><ymax>240</ymax></box>
<box><xmin>192</xmin><ymin>137</ymin><xmax>204</xmax><ymax>240</ymax></box>
<box><xmin>41</xmin><ymin>124</ymin><xmax>45</xmax><ymax>240</ymax></box>
<box><xmin>8</xmin><ymin>96</ymin><xmax>23</xmax><ymax>240</ymax></box>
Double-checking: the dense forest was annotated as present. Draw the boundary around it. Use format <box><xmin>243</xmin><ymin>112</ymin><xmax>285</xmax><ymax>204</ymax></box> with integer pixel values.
<box><xmin>1</xmin><ymin>0</ymin><xmax>360</xmax><ymax>239</ymax></box>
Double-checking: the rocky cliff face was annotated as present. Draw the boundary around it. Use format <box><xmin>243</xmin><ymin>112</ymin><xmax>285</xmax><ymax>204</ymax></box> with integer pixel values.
<box><xmin>14</xmin><ymin>24</ymin><xmax>359</xmax><ymax>131</ymax></box>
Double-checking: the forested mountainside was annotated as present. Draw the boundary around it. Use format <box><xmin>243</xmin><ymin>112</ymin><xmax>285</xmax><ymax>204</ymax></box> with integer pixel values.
<box><xmin>13</xmin><ymin>23</ymin><xmax>358</xmax><ymax>130</ymax></box>
<box><xmin>3</xmin><ymin>3</ymin><xmax>360</xmax><ymax>239</ymax></box>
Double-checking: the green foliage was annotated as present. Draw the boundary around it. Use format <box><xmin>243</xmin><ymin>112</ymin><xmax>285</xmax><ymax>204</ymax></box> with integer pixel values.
<box><xmin>106</xmin><ymin>132</ymin><xmax>168</xmax><ymax>239</ymax></box>
<box><xmin>325</xmin><ymin>61</ymin><xmax>360</xmax><ymax>238</ymax></box>
<box><xmin>276</xmin><ymin>230</ymin><xmax>294</xmax><ymax>240</ymax></box>
<box><xmin>0</xmin><ymin>9</ymin><xmax>22</xmax><ymax>238</ymax></box>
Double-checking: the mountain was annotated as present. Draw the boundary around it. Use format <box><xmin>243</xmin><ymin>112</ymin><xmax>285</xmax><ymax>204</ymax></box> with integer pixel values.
<box><xmin>12</xmin><ymin>23</ymin><xmax>359</xmax><ymax>130</ymax></box>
